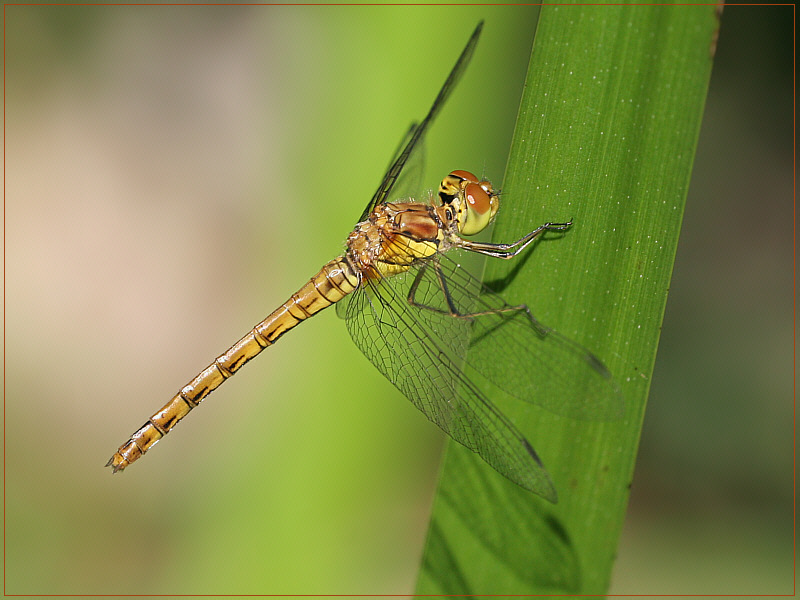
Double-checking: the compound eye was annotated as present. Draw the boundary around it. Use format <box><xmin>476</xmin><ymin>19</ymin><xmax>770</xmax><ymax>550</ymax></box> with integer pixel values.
<box><xmin>449</xmin><ymin>169</ymin><xmax>479</xmax><ymax>183</ymax></box>
<box><xmin>465</xmin><ymin>182</ymin><xmax>491</xmax><ymax>212</ymax></box>
<box><xmin>460</xmin><ymin>182</ymin><xmax>494</xmax><ymax>235</ymax></box>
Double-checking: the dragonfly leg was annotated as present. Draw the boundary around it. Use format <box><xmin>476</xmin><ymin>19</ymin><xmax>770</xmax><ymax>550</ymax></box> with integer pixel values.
<box><xmin>452</xmin><ymin>221</ymin><xmax>572</xmax><ymax>259</ymax></box>
<box><xmin>407</xmin><ymin>260</ymin><xmax>459</xmax><ymax>314</ymax></box>
<box><xmin>407</xmin><ymin>260</ymin><xmax>551</xmax><ymax>337</ymax></box>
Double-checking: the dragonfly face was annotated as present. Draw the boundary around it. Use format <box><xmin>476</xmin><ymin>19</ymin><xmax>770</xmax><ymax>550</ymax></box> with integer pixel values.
<box><xmin>436</xmin><ymin>170</ymin><xmax>499</xmax><ymax>236</ymax></box>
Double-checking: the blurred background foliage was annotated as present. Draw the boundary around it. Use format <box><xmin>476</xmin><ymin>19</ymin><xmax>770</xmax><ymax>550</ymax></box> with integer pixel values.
<box><xmin>3</xmin><ymin>4</ymin><xmax>792</xmax><ymax>595</ymax></box>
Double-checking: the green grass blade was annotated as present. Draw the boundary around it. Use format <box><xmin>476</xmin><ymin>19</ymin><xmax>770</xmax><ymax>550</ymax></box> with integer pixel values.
<box><xmin>416</xmin><ymin>4</ymin><xmax>720</xmax><ymax>594</ymax></box>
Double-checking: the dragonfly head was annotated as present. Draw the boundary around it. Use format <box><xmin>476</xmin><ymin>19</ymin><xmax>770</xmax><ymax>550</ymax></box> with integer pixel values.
<box><xmin>437</xmin><ymin>170</ymin><xmax>499</xmax><ymax>236</ymax></box>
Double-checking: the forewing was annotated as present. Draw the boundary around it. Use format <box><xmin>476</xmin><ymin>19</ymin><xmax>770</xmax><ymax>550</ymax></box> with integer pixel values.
<box><xmin>358</xmin><ymin>22</ymin><xmax>483</xmax><ymax>222</ymax></box>
<box><xmin>338</xmin><ymin>265</ymin><xmax>557</xmax><ymax>502</ymax></box>
<box><xmin>385</xmin><ymin>124</ymin><xmax>428</xmax><ymax>207</ymax></box>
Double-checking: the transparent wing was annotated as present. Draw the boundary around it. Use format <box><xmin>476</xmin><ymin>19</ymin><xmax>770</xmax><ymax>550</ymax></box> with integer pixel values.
<box><xmin>409</xmin><ymin>252</ymin><xmax>624</xmax><ymax>421</ymax></box>
<box><xmin>358</xmin><ymin>21</ymin><xmax>483</xmax><ymax>222</ymax></box>
<box><xmin>337</xmin><ymin>262</ymin><xmax>558</xmax><ymax>502</ymax></box>
<box><xmin>380</xmin><ymin>122</ymin><xmax>428</xmax><ymax>206</ymax></box>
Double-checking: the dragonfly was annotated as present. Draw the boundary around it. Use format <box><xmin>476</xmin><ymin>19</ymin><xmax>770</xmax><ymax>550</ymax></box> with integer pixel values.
<box><xmin>107</xmin><ymin>22</ymin><xmax>620</xmax><ymax>503</ymax></box>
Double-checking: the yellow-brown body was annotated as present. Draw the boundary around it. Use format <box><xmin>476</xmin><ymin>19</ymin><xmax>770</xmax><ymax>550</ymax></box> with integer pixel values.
<box><xmin>106</xmin><ymin>201</ymin><xmax>451</xmax><ymax>472</ymax></box>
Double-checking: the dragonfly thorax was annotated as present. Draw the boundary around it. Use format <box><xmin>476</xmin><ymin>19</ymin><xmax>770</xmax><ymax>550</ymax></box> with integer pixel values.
<box><xmin>346</xmin><ymin>202</ymin><xmax>443</xmax><ymax>280</ymax></box>
<box><xmin>436</xmin><ymin>170</ymin><xmax>499</xmax><ymax>236</ymax></box>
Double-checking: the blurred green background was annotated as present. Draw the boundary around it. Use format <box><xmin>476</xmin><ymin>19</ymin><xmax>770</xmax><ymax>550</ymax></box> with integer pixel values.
<box><xmin>3</xmin><ymin>5</ymin><xmax>792</xmax><ymax>596</ymax></box>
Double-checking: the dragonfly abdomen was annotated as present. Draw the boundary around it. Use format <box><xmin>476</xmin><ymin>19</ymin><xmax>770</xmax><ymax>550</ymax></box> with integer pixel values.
<box><xmin>106</xmin><ymin>257</ymin><xmax>359</xmax><ymax>472</ymax></box>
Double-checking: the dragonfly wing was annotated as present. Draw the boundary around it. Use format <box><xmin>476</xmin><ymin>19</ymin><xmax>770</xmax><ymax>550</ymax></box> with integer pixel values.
<box><xmin>410</xmin><ymin>252</ymin><xmax>624</xmax><ymax>421</ymax></box>
<box><xmin>358</xmin><ymin>22</ymin><xmax>483</xmax><ymax>222</ymax></box>
<box><xmin>339</xmin><ymin>266</ymin><xmax>558</xmax><ymax>502</ymax></box>
<box><xmin>384</xmin><ymin>123</ymin><xmax>428</xmax><ymax>207</ymax></box>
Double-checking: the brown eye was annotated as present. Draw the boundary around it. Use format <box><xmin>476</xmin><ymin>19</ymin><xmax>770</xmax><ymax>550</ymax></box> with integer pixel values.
<box><xmin>459</xmin><ymin>181</ymin><xmax>496</xmax><ymax>236</ymax></box>
<box><xmin>465</xmin><ymin>182</ymin><xmax>491</xmax><ymax>215</ymax></box>
<box><xmin>449</xmin><ymin>169</ymin><xmax>478</xmax><ymax>182</ymax></box>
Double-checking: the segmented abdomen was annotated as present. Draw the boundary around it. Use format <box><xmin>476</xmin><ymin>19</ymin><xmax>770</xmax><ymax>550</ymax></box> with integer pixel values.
<box><xmin>106</xmin><ymin>257</ymin><xmax>359</xmax><ymax>472</ymax></box>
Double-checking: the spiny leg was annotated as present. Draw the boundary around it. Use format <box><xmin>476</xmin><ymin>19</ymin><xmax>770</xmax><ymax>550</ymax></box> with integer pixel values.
<box><xmin>407</xmin><ymin>260</ymin><xmax>550</xmax><ymax>337</ymax></box>
<box><xmin>452</xmin><ymin>221</ymin><xmax>572</xmax><ymax>259</ymax></box>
